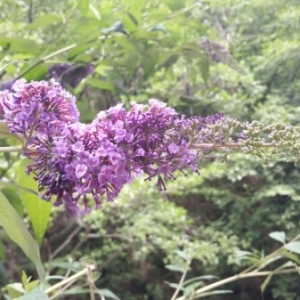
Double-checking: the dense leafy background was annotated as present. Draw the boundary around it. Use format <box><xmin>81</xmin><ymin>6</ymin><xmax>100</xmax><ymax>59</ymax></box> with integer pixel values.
<box><xmin>1</xmin><ymin>0</ymin><xmax>300</xmax><ymax>299</ymax></box>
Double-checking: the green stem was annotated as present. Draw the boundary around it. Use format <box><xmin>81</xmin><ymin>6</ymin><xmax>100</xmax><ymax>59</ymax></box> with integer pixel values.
<box><xmin>16</xmin><ymin>44</ymin><xmax>76</xmax><ymax>80</ymax></box>
<box><xmin>171</xmin><ymin>261</ymin><xmax>191</xmax><ymax>300</ymax></box>
<box><xmin>87</xmin><ymin>267</ymin><xmax>96</xmax><ymax>300</ymax></box>
<box><xmin>189</xmin><ymin>142</ymin><xmax>276</xmax><ymax>149</ymax></box>
<box><xmin>45</xmin><ymin>266</ymin><xmax>95</xmax><ymax>294</ymax></box>
<box><xmin>240</xmin><ymin>234</ymin><xmax>300</xmax><ymax>275</ymax></box>
<box><xmin>175</xmin><ymin>268</ymin><xmax>300</xmax><ymax>300</ymax></box>
<box><xmin>0</xmin><ymin>146</ymin><xmax>23</xmax><ymax>152</ymax></box>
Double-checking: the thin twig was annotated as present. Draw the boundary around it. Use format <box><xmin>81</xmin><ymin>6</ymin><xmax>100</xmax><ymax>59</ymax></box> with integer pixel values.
<box><xmin>175</xmin><ymin>267</ymin><xmax>300</xmax><ymax>300</ymax></box>
<box><xmin>50</xmin><ymin>226</ymin><xmax>82</xmax><ymax>260</ymax></box>
<box><xmin>45</xmin><ymin>266</ymin><xmax>95</xmax><ymax>294</ymax></box>
<box><xmin>171</xmin><ymin>261</ymin><xmax>191</xmax><ymax>300</ymax></box>
<box><xmin>49</xmin><ymin>278</ymin><xmax>77</xmax><ymax>300</ymax></box>
<box><xmin>69</xmin><ymin>226</ymin><xmax>91</xmax><ymax>258</ymax></box>
<box><xmin>87</xmin><ymin>267</ymin><xmax>95</xmax><ymax>300</ymax></box>
<box><xmin>16</xmin><ymin>44</ymin><xmax>76</xmax><ymax>80</ymax></box>
<box><xmin>240</xmin><ymin>233</ymin><xmax>300</xmax><ymax>274</ymax></box>
<box><xmin>0</xmin><ymin>146</ymin><xmax>23</xmax><ymax>152</ymax></box>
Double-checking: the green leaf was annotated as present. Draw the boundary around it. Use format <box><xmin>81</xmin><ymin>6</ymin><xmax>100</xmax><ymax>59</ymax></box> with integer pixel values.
<box><xmin>196</xmin><ymin>290</ymin><xmax>233</xmax><ymax>298</ymax></box>
<box><xmin>48</xmin><ymin>261</ymin><xmax>80</xmax><ymax>272</ymax></box>
<box><xmin>174</xmin><ymin>250</ymin><xmax>191</xmax><ymax>261</ymax></box>
<box><xmin>269</xmin><ymin>231</ymin><xmax>286</xmax><ymax>244</ymax></box>
<box><xmin>71</xmin><ymin>17</ymin><xmax>103</xmax><ymax>35</ymax></box>
<box><xmin>18</xmin><ymin>159</ymin><xmax>52</xmax><ymax>246</ymax></box>
<box><xmin>1</xmin><ymin>187</ymin><xmax>24</xmax><ymax>217</ymax></box>
<box><xmin>24</xmin><ymin>280</ymin><xmax>39</xmax><ymax>293</ymax></box>
<box><xmin>79</xmin><ymin>0</ymin><xmax>90</xmax><ymax>16</ymax></box>
<box><xmin>68</xmin><ymin>44</ymin><xmax>91</xmax><ymax>60</ymax></box>
<box><xmin>6</xmin><ymin>283</ymin><xmax>25</xmax><ymax>299</ymax></box>
<box><xmin>86</xmin><ymin>78</ymin><xmax>115</xmax><ymax>91</ymax></box>
<box><xmin>164</xmin><ymin>281</ymin><xmax>186</xmax><ymax>291</ymax></box>
<box><xmin>284</xmin><ymin>241</ymin><xmax>300</xmax><ymax>254</ymax></box>
<box><xmin>97</xmin><ymin>289</ymin><xmax>121</xmax><ymax>300</ymax></box>
<box><xmin>22</xmin><ymin>271</ymin><xmax>28</xmax><ymax>287</ymax></box>
<box><xmin>114</xmin><ymin>36</ymin><xmax>137</xmax><ymax>52</ymax></box>
<box><xmin>23</xmin><ymin>64</ymin><xmax>48</xmax><ymax>82</ymax></box>
<box><xmin>183</xmin><ymin>275</ymin><xmax>218</xmax><ymax>286</ymax></box>
<box><xmin>0</xmin><ymin>192</ymin><xmax>45</xmax><ymax>282</ymax></box>
<box><xmin>165</xmin><ymin>264</ymin><xmax>185</xmax><ymax>273</ymax></box>
<box><xmin>123</xmin><ymin>14</ymin><xmax>138</xmax><ymax>32</ymax></box>
<box><xmin>279</xmin><ymin>250</ymin><xmax>300</xmax><ymax>264</ymax></box>
<box><xmin>95</xmin><ymin>64</ymin><xmax>112</xmax><ymax>76</ymax></box>
<box><xmin>258</xmin><ymin>255</ymin><xmax>282</xmax><ymax>269</ymax></box>
<box><xmin>184</xmin><ymin>281</ymin><xmax>204</xmax><ymax>296</ymax></box>
<box><xmin>0</xmin><ymin>61</ymin><xmax>15</xmax><ymax>73</ymax></box>
<box><xmin>128</xmin><ymin>12</ymin><xmax>138</xmax><ymax>26</ymax></box>
<box><xmin>0</xmin><ymin>181</ymin><xmax>38</xmax><ymax>196</ymax></box>
<box><xmin>260</xmin><ymin>272</ymin><xmax>273</xmax><ymax>295</ymax></box>
<box><xmin>16</xmin><ymin>286</ymin><xmax>49</xmax><ymax>300</ymax></box>
<box><xmin>5</xmin><ymin>38</ymin><xmax>40</xmax><ymax>56</ymax></box>
<box><xmin>148</xmin><ymin>24</ymin><xmax>167</xmax><ymax>33</ymax></box>
<box><xmin>25</xmin><ymin>14</ymin><xmax>62</xmax><ymax>29</ymax></box>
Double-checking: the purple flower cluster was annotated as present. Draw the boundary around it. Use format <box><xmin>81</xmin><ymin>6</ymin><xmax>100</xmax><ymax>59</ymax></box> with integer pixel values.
<box><xmin>0</xmin><ymin>79</ymin><xmax>79</xmax><ymax>140</ymax></box>
<box><xmin>0</xmin><ymin>80</ymin><xmax>225</xmax><ymax>215</ymax></box>
<box><xmin>92</xmin><ymin>100</ymin><xmax>200</xmax><ymax>190</ymax></box>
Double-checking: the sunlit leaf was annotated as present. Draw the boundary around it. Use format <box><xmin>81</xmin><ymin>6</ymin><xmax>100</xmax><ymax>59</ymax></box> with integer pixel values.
<box><xmin>16</xmin><ymin>286</ymin><xmax>49</xmax><ymax>300</ymax></box>
<box><xmin>279</xmin><ymin>250</ymin><xmax>300</xmax><ymax>264</ymax></box>
<box><xmin>6</xmin><ymin>283</ymin><xmax>24</xmax><ymax>299</ymax></box>
<box><xmin>3</xmin><ymin>37</ymin><xmax>40</xmax><ymax>55</ymax></box>
<box><xmin>23</xmin><ymin>64</ymin><xmax>48</xmax><ymax>82</ymax></box>
<box><xmin>269</xmin><ymin>231</ymin><xmax>286</xmax><ymax>244</ymax></box>
<box><xmin>18</xmin><ymin>159</ymin><xmax>52</xmax><ymax>246</ymax></box>
<box><xmin>86</xmin><ymin>78</ymin><xmax>115</xmax><ymax>91</ymax></box>
<box><xmin>68</xmin><ymin>44</ymin><xmax>91</xmax><ymax>60</ymax></box>
<box><xmin>0</xmin><ymin>192</ymin><xmax>45</xmax><ymax>282</ymax></box>
<box><xmin>97</xmin><ymin>289</ymin><xmax>121</xmax><ymax>300</ymax></box>
<box><xmin>174</xmin><ymin>250</ymin><xmax>191</xmax><ymax>261</ymax></box>
<box><xmin>183</xmin><ymin>275</ymin><xmax>218</xmax><ymax>286</ymax></box>
<box><xmin>25</xmin><ymin>14</ymin><xmax>62</xmax><ymax>29</ymax></box>
<box><xmin>95</xmin><ymin>64</ymin><xmax>112</xmax><ymax>75</ymax></box>
<box><xmin>285</xmin><ymin>241</ymin><xmax>300</xmax><ymax>254</ymax></box>
<box><xmin>1</xmin><ymin>187</ymin><xmax>24</xmax><ymax>217</ymax></box>
<box><xmin>79</xmin><ymin>0</ymin><xmax>90</xmax><ymax>16</ymax></box>
<box><xmin>164</xmin><ymin>281</ymin><xmax>186</xmax><ymax>291</ymax></box>
<box><xmin>258</xmin><ymin>255</ymin><xmax>282</xmax><ymax>269</ymax></box>
<box><xmin>165</xmin><ymin>264</ymin><xmax>185</xmax><ymax>273</ymax></box>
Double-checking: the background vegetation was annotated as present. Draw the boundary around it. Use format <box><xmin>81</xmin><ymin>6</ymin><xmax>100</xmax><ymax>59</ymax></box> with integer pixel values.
<box><xmin>1</xmin><ymin>0</ymin><xmax>300</xmax><ymax>299</ymax></box>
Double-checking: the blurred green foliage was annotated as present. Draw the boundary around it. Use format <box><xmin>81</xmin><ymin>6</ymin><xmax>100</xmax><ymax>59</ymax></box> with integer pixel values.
<box><xmin>1</xmin><ymin>0</ymin><xmax>300</xmax><ymax>299</ymax></box>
